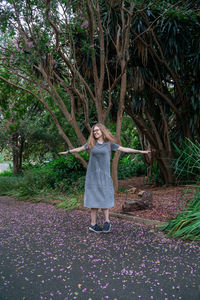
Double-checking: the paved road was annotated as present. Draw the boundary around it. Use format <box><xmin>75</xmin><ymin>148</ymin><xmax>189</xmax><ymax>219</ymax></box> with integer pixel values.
<box><xmin>0</xmin><ymin>196</ymin><xmax>200</xmax><ymax>300</ymax></box>
<box><xmin>0</xmin><ymin>163</ymin><xmax>10</xmax><ymax>172</ymax></box>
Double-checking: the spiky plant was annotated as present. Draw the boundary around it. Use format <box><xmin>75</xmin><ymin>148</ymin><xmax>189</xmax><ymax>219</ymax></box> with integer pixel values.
<box><xmin>162</xmin><ymin>140</ymin><xmax>200</xmax><ymax>240</ymax></box>
<box><xmin>162</xmin><ymin>187</ymin><xmax>200</xmax><ymax>240</ymax></box>
<box><xmin>173</xmin><ymin>139</ymin><xmax>200</xmax><ymax>184</ymax></box>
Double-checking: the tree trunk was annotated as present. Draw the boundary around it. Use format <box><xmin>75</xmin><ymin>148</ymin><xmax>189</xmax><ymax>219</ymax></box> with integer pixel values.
<box><xmin>125</xmin><ymin>105</ymin><xmax>176</xmax><ymax>186</ymax></box>
<box><xmin>12</xmin><ymin>134</ymin><xmax>23</xmax><ymax>175</ymax></box>
<box><xmin>19</xmin><ymin>138</ymin><xmax>24</xmax><ymax>173</ymax></box>
<box><xmin>13</xmin><ymin>150</ymin><xmax>21</xmax><ymax>175</ymax></box>
<box><xmin>112</xmin><ymin>151</ymin><xmax>121</xmax><ymax>191</ymax></box>
<box><xmin>156</xmin><ymin>150</ymin><xmax>175</xmax><ymax>185</ymax></box>
<box><xmin>111</xmin><ymin>2</ymin><xmax>134</xmax><ymax>191</ymax></box>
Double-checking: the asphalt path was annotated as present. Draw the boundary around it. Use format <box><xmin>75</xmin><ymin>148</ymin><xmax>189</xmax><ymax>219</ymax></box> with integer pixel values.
<box><xmin>0</xmin><ymin>196</ymin><xmax>200</xmax><ymax>300</ymax></box>
<box><xmin>0</xmin><ymin>163</ymin><xmax>10</xmax><ymax>172</ymax></box>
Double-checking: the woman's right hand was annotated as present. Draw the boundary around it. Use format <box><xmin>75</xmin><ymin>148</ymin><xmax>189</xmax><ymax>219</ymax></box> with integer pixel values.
<box><xmin>58</xmin><ymin>151</ymin><xmax>68</xmax><ymax>155</ymax></box>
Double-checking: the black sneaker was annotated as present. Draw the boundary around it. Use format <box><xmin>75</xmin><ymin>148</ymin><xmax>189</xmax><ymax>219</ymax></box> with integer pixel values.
<box><xmin>102</xmin><ymin>222</ymin><xmax>111</xmax><ymax>233</ymax></box>
<box><xmin>89</xmin><ymin>224</ymin><xmax>102</xmax><ymax>233</ymax></box>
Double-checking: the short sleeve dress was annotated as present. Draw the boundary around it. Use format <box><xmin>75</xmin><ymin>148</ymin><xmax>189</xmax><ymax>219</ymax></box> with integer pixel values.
<box><xmin>83</xmin><ymin>141</ymin><xmax>120</xmax><ymax>208</ymax></box>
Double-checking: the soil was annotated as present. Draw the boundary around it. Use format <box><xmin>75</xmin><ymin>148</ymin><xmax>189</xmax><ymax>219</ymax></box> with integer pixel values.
<box><xmin>110</xmin><ymin>176</ymin><xmax>197</xmax><ymax>222</ymax></box>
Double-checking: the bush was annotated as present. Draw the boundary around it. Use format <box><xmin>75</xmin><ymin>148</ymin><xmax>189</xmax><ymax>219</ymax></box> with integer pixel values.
<box><xmin>0</xmin><ymin>155</ymin><xmax>87</xmax><ymax>198</ymax></box>
<box><xmin>0</xmin><ymin>176</ymin><xmax>24</xmax><ymax>194</ymax></box>
<box><xmin>162</xmin><ymin>140</ymin><xmax>200</xmax><ymax>240</ymax></box>
<box><xmin>16</xmin><ymin>167</ymin><xmax>56</xmax><ymax>198</ymax></box>
<box><xmin>48</xmin><ymin>155</ymin><xmax>86</xmax><ymax>182</ymax></box>
<box><xmin>161</xmin><ymin>186</ymin><xmax>200</xmax><ymax>241</ymax></box>
<box><xmin>54</xmin><ymin>175</ymin><xmax>85</xmax><ymax>194</ymax></box>
<box><xmin>173</xmin><ymin>139</ymin><xmax>200</xmax><ymax>184</ymax></box>
<box><xmin>118</xmin><ymin>154</ymin><xmax>147</xmax><ymax>179</ymax></box>
<box><xmin>0</xmin><ymin>170</ymin><xmax>13</xmax><ymax>177</ymax></box>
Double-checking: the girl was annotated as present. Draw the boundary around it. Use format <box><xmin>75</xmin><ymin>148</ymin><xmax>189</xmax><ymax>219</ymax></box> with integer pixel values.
<box><xmin>58</xmin><ymin>123</ymin><xmax>150</xmax><ymax>233</ymax></box>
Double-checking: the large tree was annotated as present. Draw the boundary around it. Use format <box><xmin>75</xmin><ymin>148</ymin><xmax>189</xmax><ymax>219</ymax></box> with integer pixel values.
<box><xmin>0</xmin><ymin>71</ymin><xmax>31</xmax><ymax>174</ymax></box>
<box><xmin>0</xmin><ymin>71</ymin><xmax>65</xmax><ymax>174</ymax></box>
<box><xmin>124</xmin><ymin>0</ymin><xmax>200</xmax><ymax>184</ymax></box>
<box><xmin>0</xmin><ymin>0</ymin><xmax>137</xmax><ymax>189</ymax></box>
<box><xmin>0</xmin><ymin>0</ymin><xmax>199</xmax><ymax>186</ymax></box>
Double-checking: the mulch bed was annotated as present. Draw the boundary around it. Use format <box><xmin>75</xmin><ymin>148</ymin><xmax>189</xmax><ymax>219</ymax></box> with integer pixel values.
<box><xmin>110</xmin><ymin>177</ymin><xmax>197</xmax><ymax>222</ymax></box>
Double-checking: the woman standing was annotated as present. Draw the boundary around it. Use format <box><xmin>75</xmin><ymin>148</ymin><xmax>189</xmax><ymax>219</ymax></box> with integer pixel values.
<box><xmin>58</xmin><ymin>123</ymin><xmax>150</xmax><ymax>233</ymax></box>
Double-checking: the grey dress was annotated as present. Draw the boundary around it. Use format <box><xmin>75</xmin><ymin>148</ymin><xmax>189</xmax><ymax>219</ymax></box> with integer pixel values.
<box><xmin>83</xmin><ymin>141</ymin><xmax>120</xmax><ymax>208</ymax></box>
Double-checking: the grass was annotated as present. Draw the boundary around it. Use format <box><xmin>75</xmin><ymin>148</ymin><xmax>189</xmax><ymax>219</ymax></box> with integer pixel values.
<box><xmin>56</xmin><ymin>196</ymin><xmax>82</xmax><ymax>211</ymax></box>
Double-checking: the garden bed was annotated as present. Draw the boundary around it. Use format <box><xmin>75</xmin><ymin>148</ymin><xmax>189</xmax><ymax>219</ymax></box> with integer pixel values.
<box><xmin>112</xmin><ymin>177</ymin><xmax>196</xmax><ymax>222</ymax></box>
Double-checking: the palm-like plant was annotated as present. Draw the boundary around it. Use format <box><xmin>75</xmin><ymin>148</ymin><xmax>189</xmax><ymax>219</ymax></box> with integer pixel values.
<box><xmin>173</xmin><ymin>139</ymin><xmax>200</xmax><ymax>184</ymax></box>
<box><xmin>162</xmin><ymin>139</ymin><xmax>200</xmax><ymax>240</ymax></box>
<box><xmin>162</xmin><ymin>187</ymin><xmax>200</xmax><ymax>240</ymax></box>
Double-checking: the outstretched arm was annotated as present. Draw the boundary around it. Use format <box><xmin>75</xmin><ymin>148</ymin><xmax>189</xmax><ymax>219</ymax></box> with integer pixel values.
<box><xmin>118</xmin><ymin>146</ymin><xmax>151</xmax><ymax>154</ymax></box>
<box><xmin>58</xmin><ymin>145</ymin><xmax>86</xmax><ymax>155</ymax></box>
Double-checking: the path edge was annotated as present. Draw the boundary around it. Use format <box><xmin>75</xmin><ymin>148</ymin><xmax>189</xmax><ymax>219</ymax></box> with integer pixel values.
<box><xmin>78</xmin><ymin>207</ymin><xmax>166</xmax><ymax>227</ymax></box>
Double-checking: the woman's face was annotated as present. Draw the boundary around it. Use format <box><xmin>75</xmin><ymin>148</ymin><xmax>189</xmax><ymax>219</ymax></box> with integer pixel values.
<box><xmin>93</xmin><ymin>126</ymin><xmax>102</xmax><ymax>139</ymax></box>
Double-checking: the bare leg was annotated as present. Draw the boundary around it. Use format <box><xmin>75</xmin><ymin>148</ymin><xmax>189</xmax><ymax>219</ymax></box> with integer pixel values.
<box><xmin>91</xmin><ymin>208</ymin><xmax>98</xmax><ymax>225</ymax></box>
<box><xmin>102</xmin><ymin>209</ymin><xmax>110</xmax><ymax>223</ymax></box>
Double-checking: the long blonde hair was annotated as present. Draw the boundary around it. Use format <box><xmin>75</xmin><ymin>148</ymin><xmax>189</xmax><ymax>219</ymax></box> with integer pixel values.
<box><xmin>87</xmin><ymin>123</ymin><xmax>117</xmax><ymax>149</ymax></box>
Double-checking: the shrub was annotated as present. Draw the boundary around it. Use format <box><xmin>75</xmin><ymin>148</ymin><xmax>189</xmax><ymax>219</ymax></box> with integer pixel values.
<box><xmin>118</xmin><ymin>154</ymin><xmax>147</xmax><ymax>179</ymax></box>
<box><xmin>48</xmin><ymin>155</ymin><xmax>86</xmax><ymax>182</ymax></box>
<box><xmin>173</xmin><ymin>139</ymin><xmax>200</xmax><ymax>184</ymax></box>
<box><xmin>162</xmin><ymin>140</ymin><xmax>200</xmax><ymax>240</ymax></box>
<box><xmin>0</xmin><ymin>176</ymin><xmax>24</xmax><ymax>194</ymax></box>
<box><xmin>161</xmin><ymin>186</ymin><xmax>200</xmax><ymax>241</ymax></box>
<box><xmin>0</xmin><ymin>155</ymin><xmax>87</xmax><ymax>198</ymax></box>
<box><xmin>15</xmin><ymin>168</ymin><xmax>56</xmax><ymax>198</ymax></box>
<box><xmin>0</xmin><ymin>170</ymin><xmax>13</xmax><ymax>177</ymax></box>
<box><xmin>54</xmin><ymin>175</ymin><xmax>85</xmax><ymax>194</ymax></box>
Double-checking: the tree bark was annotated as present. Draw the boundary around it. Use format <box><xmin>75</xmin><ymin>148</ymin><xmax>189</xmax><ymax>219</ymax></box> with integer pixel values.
<box><xmin>156</xmin><ymin>150</ymin><xmax>175</xmax><ymax>185</ymax></box>
<box><xmin>12</xmin><ymin>134</ymin><xmax>23</xmax><ymax>175</ymax></box>
<box><xmin>112</xmin><ymin>1</ymin><xmax>134</xmax><ymax>191</ymax></box>
<box><xmin>125</xmin><ymin>97</ymin><xmax>176</xmax><ymax>186</ymax></box>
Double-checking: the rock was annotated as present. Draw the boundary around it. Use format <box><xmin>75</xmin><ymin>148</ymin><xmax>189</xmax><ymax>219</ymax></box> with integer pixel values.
<box><xmin>127</xmin><ymin>187</ymin><xmax>137</xmax><ymax>194</ymax></box>
<box><xmin>141</xmin><ymin>191</ymin><xmax>153</xmax><ymax>208</ymax></box>
<box><xmin>122</xmin><ymin>191</ymin><xmax>153</xmax><ymax>211</ymax></box>
<box><xmin>138</xmin><ymin>190</ymin><xmax>145</xmax><ymax>197</ymax></box>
